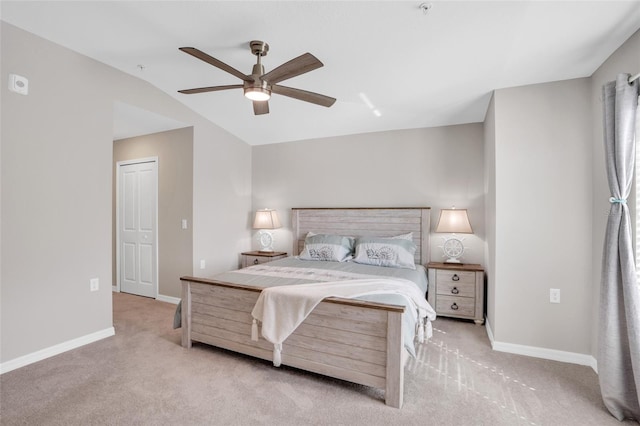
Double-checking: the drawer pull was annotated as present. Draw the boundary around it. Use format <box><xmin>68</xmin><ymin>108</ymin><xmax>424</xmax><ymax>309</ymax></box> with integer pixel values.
<box><xmin>451</xmin><ymin>303</ymin><xmax>459</xmax><ymax>310</ymax></box>
<box><xmin>253</xmin><ymin>258</ymin><xmax>259</xmax><ymax>265</ymax></box>
<box><xmin>452</xmin><ymin>274</ymin><xmax>460</xmax><ymax>282</ymax></box>
<box><xmin>451</xmin><ymin>287</ymin><xmax>459</xmax><ymax>295</ymax></box>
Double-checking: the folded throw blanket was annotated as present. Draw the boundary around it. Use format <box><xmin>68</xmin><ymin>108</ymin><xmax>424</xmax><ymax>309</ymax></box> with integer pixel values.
<box><xmin>251</xmin><ymin>278</ymin><xmax>436</xmax><ymax>366</ymax></box>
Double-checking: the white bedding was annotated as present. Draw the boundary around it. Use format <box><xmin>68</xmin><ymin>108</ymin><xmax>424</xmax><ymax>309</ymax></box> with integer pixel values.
<box><xmin>212</xmin><ymin>257</ymin><xmax>433</xmax><ymax>356</ymax></box>
<box><xmin>251</xmin><ymin>277</ymin><xmax>436</xmax><ymax>366</ymax></box>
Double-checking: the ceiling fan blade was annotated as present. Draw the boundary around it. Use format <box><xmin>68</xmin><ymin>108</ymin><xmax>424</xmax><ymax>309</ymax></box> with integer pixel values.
<box><xmin>179</xmin><ymin>47</ymin><xmax>251</xmax><ymax>82</ymax></box>
<box><xmin>261</xmin><ymin>53</ymin><xmax>323</xmax><ymax>85</ymax></box>
<box><xmin>178</xmin><ymin>84</ymin><xmax>243</xmax><ymax>94</ymax></box>
<box><xmin>253</xmin><ymin>101</ymin><xmax>269</xmax><ymax>115</ymax></box>
<box><xmin>271</xmin><ymin>85</ymin><xmax>336</xmax><ymax>108</ymax></box>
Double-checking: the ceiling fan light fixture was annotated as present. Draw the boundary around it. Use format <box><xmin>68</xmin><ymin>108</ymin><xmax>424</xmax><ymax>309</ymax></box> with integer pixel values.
<box><xmin>244</xmin><ymin>87</ymin><xmax>271</xmax><ymax>101</ymax></box>
<box><xmin>179</xmin><ymin>42</ymin><xmax>335</xmax><ymax>115</ymax></box>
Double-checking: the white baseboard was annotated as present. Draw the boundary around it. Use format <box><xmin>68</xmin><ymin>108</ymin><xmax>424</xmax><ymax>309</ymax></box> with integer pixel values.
<box><xmin>112</xmin><ymin>287</ymin><xmax>179</xmax><ymax>305</ymax></box>
<box><xmin>112</xmin><ymin>285</ymin><xmax>118</xmax><ymax>292</ymax></box>
<box><xmin>156</xmin><ymin>294</ymin><xmax>180</xmax><ymax>305</ymax></box>
<box><xmin>0</xmin><ymin>327</ymin><xmax>115</xmax><ymax>375</ymax></box>
<box><xmin>484</xmin><ymin>317</ymin><xmax>598</xmax><ymax>373</ymax></box>
<box><xmin>485</xmin><ymin>316</ymin><xmax>495</xmax><ymax>342</ymax></box>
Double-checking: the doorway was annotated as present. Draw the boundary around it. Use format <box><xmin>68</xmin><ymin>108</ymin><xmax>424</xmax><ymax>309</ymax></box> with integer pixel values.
<box><xmin>112</xmin><ymin>102</ymin><xmax>193</xmax><ymax>303</ymax></box>
<box><xmin>116</xmin><ymin>158</ymin><xmax>158</xmax><ymax>298</ymax></box>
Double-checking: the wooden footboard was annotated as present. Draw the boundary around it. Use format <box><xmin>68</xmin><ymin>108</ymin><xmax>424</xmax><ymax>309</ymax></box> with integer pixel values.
<box><xmin>180</xmin><ymin>276</ymin><xmax>406</xmax><ymax>408</ymax></box>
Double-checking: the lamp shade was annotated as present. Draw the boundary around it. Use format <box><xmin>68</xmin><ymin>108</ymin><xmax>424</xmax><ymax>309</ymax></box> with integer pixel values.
<box><xmin>253</xmin><ymin>209</ymin><xmax>282</xmax><ymax>229</ymax></box>
<box><xmin>435</xmin><ymin>209</ymin><xmax>473</xmax><ymax>234</ymax></box>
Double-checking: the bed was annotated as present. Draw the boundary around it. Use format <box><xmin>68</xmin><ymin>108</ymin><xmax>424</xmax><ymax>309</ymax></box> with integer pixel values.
<box><xmin>179</xmin><ymin>207</ymin><xmax>433</xmax><ymax>408</ymax></box>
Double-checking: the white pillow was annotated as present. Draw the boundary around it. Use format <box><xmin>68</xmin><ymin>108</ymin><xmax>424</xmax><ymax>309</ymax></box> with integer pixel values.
<box><xmin>353</xmin><ymin>234</ymin><xmax>417</xmax><ymax>269</ymax></box>
<box><xmin>299</xmin><ymin>233</ymin><xmax>355</xmax><ymax>262</ymax></box>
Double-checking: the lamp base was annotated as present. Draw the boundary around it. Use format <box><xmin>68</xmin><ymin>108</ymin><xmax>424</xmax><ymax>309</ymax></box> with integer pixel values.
<box><xmin>441</xmin><ymin>236</ymin><xmax>466</xmax><ymax>264</ymax></box>
<box><xmin>256</xmin><ymin>230</ymin><xmax>275</xmax><ymax>252</ymax></box>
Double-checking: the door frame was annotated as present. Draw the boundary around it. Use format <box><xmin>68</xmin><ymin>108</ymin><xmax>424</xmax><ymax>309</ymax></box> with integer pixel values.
<box><xmin>115</xmin><ymin>157</ymin><xmax>159</xmax><ymax>297</ymax></box>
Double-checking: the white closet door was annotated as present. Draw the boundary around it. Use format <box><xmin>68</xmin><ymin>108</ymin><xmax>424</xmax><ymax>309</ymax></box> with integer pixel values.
<box><xmin>119</xmin><ymin>160</ymin><xmax>157</xmax><ymax>298</ymax></box>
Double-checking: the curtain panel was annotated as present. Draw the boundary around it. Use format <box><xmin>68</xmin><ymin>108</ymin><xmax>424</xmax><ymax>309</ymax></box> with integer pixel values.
<box><xmin>599</xmin><ymin>73</ymin><xmax>640</xmax><ymax>421</ymax></box>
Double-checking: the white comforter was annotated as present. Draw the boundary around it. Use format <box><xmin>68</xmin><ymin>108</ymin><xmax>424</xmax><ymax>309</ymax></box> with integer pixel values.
<box><xmin>250</xmin><ymin>278</ymin><xmax>437</xmax><ymax>366</ymax></box>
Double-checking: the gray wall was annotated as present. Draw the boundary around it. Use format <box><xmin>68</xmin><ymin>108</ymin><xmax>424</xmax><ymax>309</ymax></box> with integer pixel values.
<box><xmin>1</xmin><ymin>23</ymin><xmax>252</xmax><ymax>365</ymax></box>
<box><xmin>113</xmin><ymin>127</ymin><xmax>194</xmax><ymax>300</ymax></box>
<box><xmin>589</xmin><ymin>29</ymin><xmax>640</xmax><ymax>359</ymax></box>
<box><xmin>251</xmin><ymin>124</ymin><xmax>486</xmax><ymax>264</ymax></box>
<box><xmin>482</xmin><ymin>28</ymin><xmax>639</xmax><ymax>363</ymax></box>
<box><xmin>488</xmin><ymin>78</ymin><xmax>593</xmax><ymax>355</ymax></box>
<box><xmin>483</xmin><ymin>95</ymin><xmax>496</xmax><ymax>332</ymax></box>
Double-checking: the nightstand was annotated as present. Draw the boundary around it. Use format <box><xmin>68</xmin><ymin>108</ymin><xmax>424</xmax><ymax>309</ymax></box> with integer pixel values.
<box><xmin>427</xmin><ymin>262</ymin><xmax>485</xmax><ymax>325</ymax></box>
<box><xmin>241</xmin><ymin>251</ymin><xmax>287</xmax><ymax>268</ymax></box>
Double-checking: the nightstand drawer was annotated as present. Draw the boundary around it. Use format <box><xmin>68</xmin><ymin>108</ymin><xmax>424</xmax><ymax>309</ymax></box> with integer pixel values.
<box><xmin>244</xmin><ymin>255</ymin><xmax>271</xmax><ymax>266</ymax></box>
<box><xmin>436</xmin><ymin>269</ymin><xmax>475</xmax><ymax>285</ymax></box>
<box><xmin>436</xmin><ymin>295</ymin><xmax>476</xmax><ymax>317</ymax></box>
<box><xmin>241</xmin><ymin>251</ymin><xmax>287</xmax><ymax>268</ymax></box>
<box><xmin>435</xmin><ymin>270</ymin><xmax>475</xmax><ymax>298</ymax></box>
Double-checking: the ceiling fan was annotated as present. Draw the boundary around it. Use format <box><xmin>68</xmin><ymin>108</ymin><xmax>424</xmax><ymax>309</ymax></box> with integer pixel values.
<box><xmin>178</xmin><ymin>40</ymin><xmax>336</xmax><ymax>115</ymax></box>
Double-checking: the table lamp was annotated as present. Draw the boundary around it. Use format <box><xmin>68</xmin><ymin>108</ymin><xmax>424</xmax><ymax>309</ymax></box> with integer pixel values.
<box><xmin>435</xmin><ymin>208</ymin><xmax>473</xmax><ymax>263</ymax></box>
<box><xmin>253</xmin><ymin>209</ymin><xmax>281</xmax><ymax>252</ymax></box>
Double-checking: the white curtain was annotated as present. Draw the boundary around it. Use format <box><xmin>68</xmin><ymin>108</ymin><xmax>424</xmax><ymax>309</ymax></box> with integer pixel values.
<box><xmin>599</xmin><ymin>73</ymin><xmax>640</xmax><ymax>421</ymax></box>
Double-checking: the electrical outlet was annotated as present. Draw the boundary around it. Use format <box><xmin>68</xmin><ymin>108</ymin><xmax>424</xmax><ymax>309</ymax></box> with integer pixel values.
<box><xmin>90</xmin><ymin>278</ymin><xmax>99</xmax><ymax>292</ymax></box>
<box><xmin>8</xmin><ymin>74</ymin><xmax>29</xmax><ymax>95</ymax></box>
<box><xmin>200</xmin><ymin>259</ymin><xmax>206</xmax><ymax>269</ymax></box>
<box><xmin>550</xmin><ymin>288</ymin><xmax>560</xmax><ymax>304</ymax></box>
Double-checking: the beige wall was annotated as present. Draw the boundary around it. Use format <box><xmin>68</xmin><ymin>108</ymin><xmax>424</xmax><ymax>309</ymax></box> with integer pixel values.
<box><xmin>251</xmin><ymin>124</ymin><xmax>485</xmax><ymax>264</ymax></box>
<box><xmin>113</xmin><ymin>127</ymin><xmax>194</xmax><ymax>299</ymax></box>
<box><xmin>1</xmin><ymin>22</ymin><xmax>251</xmax><ymax>365</ymax></box>
<box><xmin>589</xmin><ymin>29</ymin><xmax>640</xmax><ymax>359</ymax></box>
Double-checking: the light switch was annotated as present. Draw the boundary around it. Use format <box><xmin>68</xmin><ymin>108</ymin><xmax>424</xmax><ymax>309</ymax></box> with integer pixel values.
<box><xmin>181</xmin><ymin>219</ymin><xmax>188</xmax><ymax>229</ymax></box>
<box><xmin>90</xmin><ymin>278</ymin><xmax>99</xmax><ymax>292</ymax></box>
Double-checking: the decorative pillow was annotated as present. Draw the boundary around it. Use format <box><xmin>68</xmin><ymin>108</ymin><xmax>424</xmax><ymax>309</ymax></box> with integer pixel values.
<box><xmin>299</xmin><ymin>233</ymin><xmax>355</xmax><ymax>262</ymax></box>
<box><xmin>353</xmin><ymin>234</ymin><xmax>417</xmax><ymax>269</ymax></box>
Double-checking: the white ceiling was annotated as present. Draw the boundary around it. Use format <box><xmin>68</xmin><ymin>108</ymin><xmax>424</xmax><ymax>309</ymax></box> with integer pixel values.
<box><xmin>113</xmin><ymin>102</ymin><xmax>189</xmax><ymax>141</ymax></box>
<box><xmin>2</xmin><ymin>1</ymin><xmax>640</xmax><ymax>145</ymax></box>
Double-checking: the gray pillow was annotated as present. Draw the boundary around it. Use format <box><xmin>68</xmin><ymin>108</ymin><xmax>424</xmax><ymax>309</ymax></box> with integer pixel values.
<box><xmin>299</xmin><ymin>233</ymin><xmax>355</xmax><ymax>262</ymax></box>
<box><xmin>353</xmin><ymin>234</ymin><xmax>417</xmax><ymax>269</ymax></box>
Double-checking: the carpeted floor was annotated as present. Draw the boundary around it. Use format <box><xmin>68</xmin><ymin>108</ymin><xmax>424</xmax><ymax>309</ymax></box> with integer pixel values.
<box><xmin>0</xmin><ymin>292</ymin><xmax>633</xmax><ymax>425</ymax></box>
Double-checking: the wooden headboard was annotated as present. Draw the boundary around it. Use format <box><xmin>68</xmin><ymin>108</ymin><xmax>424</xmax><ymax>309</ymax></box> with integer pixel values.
<box><xmin>291</xmin><ymin>207</ymin><xmax>431</xmax><ymax>265</ymax></box>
